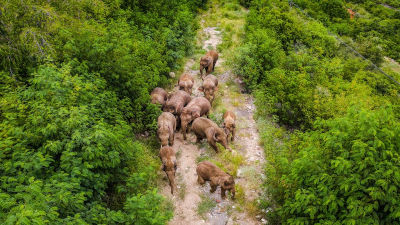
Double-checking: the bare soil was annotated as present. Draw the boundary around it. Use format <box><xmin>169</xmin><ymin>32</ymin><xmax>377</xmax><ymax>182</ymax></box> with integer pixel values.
<box><xmin>160</xmin><ymin>17</ymin><xmax>266</xmax><ymax>225</ymax></box>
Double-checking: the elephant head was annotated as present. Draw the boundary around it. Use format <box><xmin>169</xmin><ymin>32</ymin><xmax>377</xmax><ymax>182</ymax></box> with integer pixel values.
<box><xmin>200</xmin><ymin>56</ymin><xmax>212</xmax><ymax>68</ymax></box>
<box><xmin>158</xmin><ymin>125</ymin><xmax>170</xmax><ymax>146</ymax></box>
<box><xmin>209</xmin><ymin>127</ymin><xmax>229</xmax><ymax>150</ymax></box>
<box><xmin>198</xmin><ymin>85</ymin><xmax>216</xmax><ymax>104</ymax></box>
<box><xmin>220</xmin><ymin>175</ymin><xmax>235</xmax><ymax>199</ymax></box>
<box><xmin>181</xmin><ymin>108</ymin><xmax>200</xmax><ymax>140</ymax></box>
<box><xmin>223</xmin><ymin>121</ymin><xmax>235</xmax><ymax>140</ymax></box>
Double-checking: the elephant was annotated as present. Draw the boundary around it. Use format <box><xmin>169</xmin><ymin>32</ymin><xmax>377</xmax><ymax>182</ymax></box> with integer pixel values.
<box><xmin>198</xmin><ymin>74</ymin><xmax>218</xmax><ymax>104</ymax></box>
<box><xmin>223</xmin><ymin>111</ymin><xmax>236</xmax><ymax>143</ymax></box>
<box><xmin>196</xmin><ymin>161</ymin><xmax>235</xmax><ymax>199</ymax></box>
<box><xmin>200</xmin><ymin>50</ymin><xmax>219</xmax><ymax>79</ymax></box>
<box><xmin>151</xmin><ymin>87</ymin><xmax>168</xmax><ymax>108</ymax></box>
<box><xmin>160</xmin><ymin>146</ymin><xmax>177</xmax><ymax>195</ymax></box>
<box><xmin>180</xmin><ymin>97</ymin><xmax>211</xmax><ymax>140</ymax></box>
<box><xmin>178</xmin><ymin>73</ymin><xmax>194</xmax><ymax>95</ymax></box>
<box><xmin>191</xmin><ymin>117</ymin><xmax>229</xmax><ymax>152</ymax></box>
<box><xmin>157</xmin><ymin>112</ymin><xmax>176</xmax><ymax>146</ymax></box>
<box><xmin>163</xmin><ymin>90</ymin><xmax>192</xmax><ymax>128</ymax></box>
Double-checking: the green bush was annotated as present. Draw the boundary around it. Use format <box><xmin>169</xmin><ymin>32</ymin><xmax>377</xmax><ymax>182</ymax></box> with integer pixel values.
<box><xmin>236</xmin><ymin>0</ymin><xmax>399</xmax><ymax>128</ymax></box>
<box><xmin>238</xmin><ymin>0</ymin><xmax>400</xmax><ymax>223</ymax></box>
<box><xmin>269</xmin><ymin>107</ymin><xmax>400</xmax><ymax>224</ymax></box>
<box><xmin>0</xmin><ymin>0</ymin><xmax>205</xmax><ymax>223</ymax></box>
<box><xmin>239</xmin><ymin>0</ymin><xmax>253</xmax><ymax>8</ymax></box>
<box><xmin>291</xmin><ymin>0</ymin><xmax>400</xmax><ymax>61</ymax></box>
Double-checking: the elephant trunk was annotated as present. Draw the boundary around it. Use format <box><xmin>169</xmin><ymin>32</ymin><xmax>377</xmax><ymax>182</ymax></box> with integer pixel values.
<box><xmin>166</xmin><ymin>171</ymin><xmax>176</xmax><ymax>195</ymax></box>
<box><xmin>231</xmin><ymin>187</ymin><xmax>235</xmax><ymax>199</ymax></box>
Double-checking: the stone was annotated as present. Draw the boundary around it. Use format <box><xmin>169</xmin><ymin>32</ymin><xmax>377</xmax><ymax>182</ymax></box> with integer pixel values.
<box><xmin>169</xmin><ymin>72</ymin><xmax>176</xmax><ymax>78</ymax></box>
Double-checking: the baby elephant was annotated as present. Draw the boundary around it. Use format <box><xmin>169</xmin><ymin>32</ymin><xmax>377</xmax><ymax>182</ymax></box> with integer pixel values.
<box><xmin>151</xmin><ymin>87</ymin><xmax>168</xmax><ymax>108</ymax></box>
<box><xmin>200</xmin><ymin>50</ymin><xmax>219</xmax><ymax>79</ymax></box>
<box><xmin>160</xmin><ymin>146</ymin><xmax>177</xmax><ymax>195</ymax></box>
<box><xmin>199</xmin><ymin>74</ymin><xmax>218</xmax><ymax>104</ymax></box>
<box><xmin>223</xmin><ymin>111</ymin><xmax>236</xmax><ymax>143</ymax></box>
<box><xmin>157</xmin><ymin>112</ymin><xmax>176</xmax><ymax>146</ymax></box>
<box><xmin>180</xmin><ymin>97</ymin><xmax>211</xmax><ymax>140</ymax></box>
<box><xmin>196</xmin><ymin>161</ymin><xmax>235</xmax><ymax>199</ymax></box>
<box><xmin>192</xmin><ymin>117</ymin><xmax>229</xmax><ymax>152</ymax></box>
<box><xmin>178</xmin><ymin>73</ymin><xmax>194</xmax><ymax>94</ymax></box>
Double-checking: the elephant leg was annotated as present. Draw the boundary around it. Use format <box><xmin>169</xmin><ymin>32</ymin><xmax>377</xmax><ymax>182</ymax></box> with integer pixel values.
<box><xmin>170</xmin><ymin>133</ymin><xmax>174</xmax><ymax>146</ymax></box>
<box><xmin>207</xmin><ymin>65</ymin><xmax>213</xmax><ymax>75</ymax></box>
<box><xmin>209</xmin><ymin>140</ymin><xmax>218</xmax><ymax>152</ymax></box>
<box><xmin>182</xmin><ymin>126</ymin><xmax>187</xmax><ymax>140</ymax></box>
<box><xmin>221</xmin><ymin>188</ymin><xmax>226</xmax><ymax>199</ymax></box>
<box><xmin>198</xmin><ymin>176</ymin><xmax>205</xmax><ymax>185</ymax></box>
<box><xmin>210</xmin><ymin>184</ymin><xmax>217</xmax><ymax>193</ymax></box>
<box><xmin>200</xmin><ymin>65</ymin><xmax>204</xmax><ymax>77</ymax></box>
<box><xmin>195</xmin><ymin>134</ymin><xmax>202</xmax><ymax>143</ymax></box>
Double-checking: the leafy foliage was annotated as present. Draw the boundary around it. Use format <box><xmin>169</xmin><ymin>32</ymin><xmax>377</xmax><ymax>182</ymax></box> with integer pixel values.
<box><xmin>237</xmin><ymin>0</ymin><xmax>400</xmax><ymax>224</ymax></box>
<box><xmin>0</xmin><ymin>0</ymin><xmax>204</xmax><ymax>224</ymax></box>
<box><xmin>267</xmin><ymin>107</ymin><xmax>400</xmax><ymax>224</ymax></box>
<box><xmin>235</xmin><ymin>0</ymin><xmax>399</xmax><ymax>129</ymax></box>
<box><xmin>292</xmin><ymin>0</ymin><xmax>400</xmax><ymax>62</ymax></box>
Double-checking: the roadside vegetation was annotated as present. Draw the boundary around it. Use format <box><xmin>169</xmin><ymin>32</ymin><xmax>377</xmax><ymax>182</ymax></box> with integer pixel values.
<box><xmin>291</xmin><ymin>0</ymin><xmax>400</xmax><ymax>63</ymax></box>
<box><xmin>0</xmin><ymin>0</ymin><xmax>206</xmax><ymax>224</ymax></box>
<box><xmin>237</xmin><ymin>0</ymin><xmax>400</xmax><ymax>224</ymax></box>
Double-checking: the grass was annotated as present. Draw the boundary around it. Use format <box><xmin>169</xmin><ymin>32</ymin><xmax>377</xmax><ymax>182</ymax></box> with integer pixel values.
<box><xmin>175</xmin><ymin>148</ymin><xmax>182</xmax><ymax>159</ymax></box>
<box><xmin>191</xmin><ymin>62</ymin><xmax>199</xmax><ymax>71</ymax></box>
<box><xmin>208</xmin><ymin>111</ymin><xmax>224</xmax><ymax>126</ymax></box>
<box><xmin>211</xmin><ymin>146</ymin><xmax>244</xmax><ymax>177</ymax></box>
<box><xmin>383</xmin><ymin>57</ymin><xmax>400</xmax><ymax>75</ymax></box>
<box><xmin>197</xmin><ymin>194</ymin><xmax>217</xmax><ymax>219</ymax></box>
<box><xmin>233</xmin><ymin>183</ymin><xmax>262</xmax><ymax>217</ymax></box>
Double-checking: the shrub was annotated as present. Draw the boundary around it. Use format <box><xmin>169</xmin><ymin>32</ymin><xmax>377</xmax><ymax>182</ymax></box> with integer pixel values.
<box><xmin>272</xmin><ymin>106</ymin><xmax>400</xmax><ymax>224</ymax></box>
<box><xmin>0</xmin><ymin>0</ymin><xmax>205</xmax><ymax>223</ymax></box>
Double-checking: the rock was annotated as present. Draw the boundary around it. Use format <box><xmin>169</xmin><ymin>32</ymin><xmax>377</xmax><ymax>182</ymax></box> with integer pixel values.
<box><xmin>169</xmin><ymin>72</ymin><xmax>176</xmax><ymax>78</ymax></box>
<box><xmin>209</xmin><ymin>212</ymin><xmax>228</xmax><ymax>225</ymax></box>
<box><xmin>261</xmin><ymin>218</ymin><xmax>267</xmax><ymax>224</ymax></box>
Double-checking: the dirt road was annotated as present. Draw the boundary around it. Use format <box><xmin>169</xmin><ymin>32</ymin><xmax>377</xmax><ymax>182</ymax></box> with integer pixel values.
<box><xmin>160</xmin><ymin>3</ymin><xmax>266</xmax><ymax>225</ymax></box>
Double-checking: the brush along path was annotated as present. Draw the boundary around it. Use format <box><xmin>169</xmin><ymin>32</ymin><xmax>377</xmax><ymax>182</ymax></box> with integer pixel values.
<box><xmin>160</xmin><ymin>3</ymin><xmax>266</xmax><ymax>225</ymax></box>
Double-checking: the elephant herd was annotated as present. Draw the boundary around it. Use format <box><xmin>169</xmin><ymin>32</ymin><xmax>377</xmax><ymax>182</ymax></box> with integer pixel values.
<box><xmin>150</xmin><ymin>50</ymin><xmax>236</xmax><ymax>199</ymax></box>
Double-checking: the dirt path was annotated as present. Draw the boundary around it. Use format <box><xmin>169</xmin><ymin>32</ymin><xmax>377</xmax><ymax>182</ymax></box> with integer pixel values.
<box><xmin>160</xmin><ymin>3</ymin><xmax>266</xmax><ymax>225</ymax></box>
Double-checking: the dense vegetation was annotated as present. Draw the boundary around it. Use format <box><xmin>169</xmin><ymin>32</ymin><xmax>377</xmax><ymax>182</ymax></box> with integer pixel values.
<box><xmin>292</xmin><ymin>0</ymin><xmax>400</xmax><ymax>64</ymax></box>
<box><xmin>236</xmin><ymin>0</ymin><xmax>400</xmax><ymax>224</ymax></box>
<box><xmin>0</xmin><ymin>0</ymin><xmax>205</xmax><ymax>224</ymax></box>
